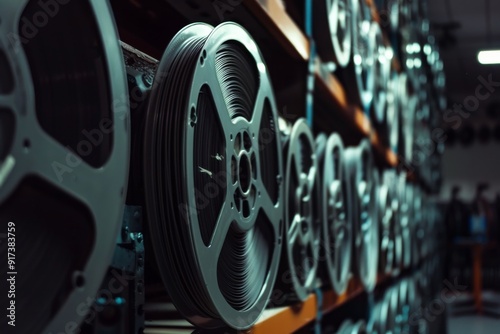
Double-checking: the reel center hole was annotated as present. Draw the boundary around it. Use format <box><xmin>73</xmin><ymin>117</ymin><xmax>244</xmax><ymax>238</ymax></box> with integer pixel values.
<box><xmin>238</xmin><ymin>153</ymin><xmax>252</xmax><ymax>194</ymax></box>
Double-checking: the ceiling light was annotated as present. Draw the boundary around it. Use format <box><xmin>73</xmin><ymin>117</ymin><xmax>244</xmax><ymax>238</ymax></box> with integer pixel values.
<box><xmin>478</xmin><ymin>50</ymin><xmax>500</xmax><ymax>64</ymax></box>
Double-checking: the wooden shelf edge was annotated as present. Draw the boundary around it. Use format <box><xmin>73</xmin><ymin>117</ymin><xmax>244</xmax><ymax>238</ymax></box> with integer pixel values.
<box><xmin>250</xmin><ymin>295</ymin><xmax>317</xmax><ymax>334</ymax></box>
<box><xmin>314</xmin><ymin>61</ymin><xmax>398</xmax><ymax>167</ymax></box>
<box><xmin>243</xmin><ymin>0</ymin><xmax>309</xmax><ymax>61</ymax></box>
<box><xmin>251</xmin><ymin>274</ymin><xmax>392</xmax><ymax>334</ymax></box>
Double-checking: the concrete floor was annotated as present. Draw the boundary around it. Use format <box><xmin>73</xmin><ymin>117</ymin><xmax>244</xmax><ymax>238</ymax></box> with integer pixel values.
<box><xmin>448</xmin><ymin>292</ymin><xmax>500</xmax><ymax>333</ymax></box>
<box><xmin>448</xmin><ymin>315</ymin><xmax>500</xmax><ymax>334</ymax></box>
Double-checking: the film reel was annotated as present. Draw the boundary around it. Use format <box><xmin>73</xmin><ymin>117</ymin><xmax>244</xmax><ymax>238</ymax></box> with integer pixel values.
<box><xmin>378</xmin><ymin>173</ymin><xmax>395</xmax><ymax>275</ymax></box>
<box><xmin>384</xmin><ymin>171</ymin><xmax>403</xmax><ymax>276</ymax></box>
<box><xmin>143</xmin><ymin>22</ymin><xmax>284</xmax><ymax>329</ymax></box>
<box><xmin>337</xmin><ymin>319</ymin><xmax>367</xmax><ymax>334</ymax></box>
<box><xmin>398</xmin><ymin>176</ymin><xmax>412</xmax><ymax>269</ymax></box>
<box><xmin>386</xmin><ymin>285</ymin><xmax>401</xmax><ymax>334</ymax></box>
<box><xmin>400</xmin><ymin>82</ymin><xmax>417</xmax><ymax>164</ymax></box>
<box><xmin>314</xmin><ymin>0</ymin><xmax>353</xmax><ymax>68</ymax></box>
<box><xmin>319</xmin><ymin>133</ymin><xmax>352</xmax><ymax>294</ymax></box>
<box><xmin>367</xmin><ymin>297</ymin><xmax>390</xmax><ymax>334</ymax></box>
<box><xmin>345</xmin><ymin>140</ymin><xmax>378</xmax><ymax>291</ymax></box>
<box><xmin>412</xmin><ymin>186</ymin><xmax>423</xmax><ymax>267</ymax></box>
<box><xmin>371</xmin><ymin>22</ymin><xmax>391</xmax><ymax>126</ymax></box>
<box><xmin>0</xmin><ymin>1</ymin><xmax>129</xmax><ymax>333</ymax></box>
<box><xmin>351</xmin><ymin>0</ymin><xmax>375</xmax><ymax>111</ymax></box>
<box><xmin>277</xmin><ymin>118</ymin><xmax>321</xmax><ymax>302</ymax></box>
<box><xmin>386</xmin><ymin>71</ymin><xmax>401</xmax><ymax>154</ymax></box>
<box><xmin>399</xmin><ymin>278</ymin><xmax>417</xmax><ymax>334</ymax></box>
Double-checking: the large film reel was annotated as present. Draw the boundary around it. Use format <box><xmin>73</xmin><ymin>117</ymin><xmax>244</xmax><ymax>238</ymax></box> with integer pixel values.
<box><xmin>143</xmin><ymin>22</ymin><xmax>284</xmax><ymax>329</ymax></box>
<box><xmin>277</xmin><ymin>119</ymin><xmax>321</xmax><ymax>301</ymax></box>
<box><xmin>345</xmin><ymin>140</ymin><xmax>378</xmax><ymax>291</ymax></box>
<box><xmin>314</xmin><ymin>0</ymin><xmax>353</xmax><ymax>67</ymax></box>
<box><xmin>0</xmin><ymin>1</ymin><xmax>129</xmax><ymax>333</ymax></box>
<box><xmin>319</xmin><ymin>133</ymin><xmax>352</xmax><ymax>294</ymax></box>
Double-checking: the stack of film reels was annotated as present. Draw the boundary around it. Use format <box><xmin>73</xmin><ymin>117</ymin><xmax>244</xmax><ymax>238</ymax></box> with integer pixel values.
<box><xmin>0</xmin><ymin>0</ymin><xmax>446</xmax><ymax>333</ymax></box>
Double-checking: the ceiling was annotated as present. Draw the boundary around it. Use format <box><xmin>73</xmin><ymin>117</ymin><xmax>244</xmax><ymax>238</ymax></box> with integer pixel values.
<box><xmin>427</xmin><ymin>0</ymin><xmax>500</xmax><ymax>118</ymax></box>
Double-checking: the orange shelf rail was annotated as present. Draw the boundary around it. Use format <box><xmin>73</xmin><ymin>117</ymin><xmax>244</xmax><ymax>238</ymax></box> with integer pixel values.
<box><xmin>249</xmin><ymin>275</ymin><xmax>391</xmax><ymax>333</ymax></box>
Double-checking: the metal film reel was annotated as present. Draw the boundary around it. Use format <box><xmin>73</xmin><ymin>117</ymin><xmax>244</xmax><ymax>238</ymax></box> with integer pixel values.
<box><xmin>378</xmin><ymin>172</ymin><xmax>395</xmax><ymax>275</ymax></box>
<box><xmin>319</xmin><ymin>133</ymin><xmax>352</xmax><ymax>294</ymax></box>
<box><xmin>386</xmin><ymin>285</ymin><xmax>402</xmax><ymax>334</ymax></box>
<box><xmin>412</xmin><ymin>186</ymin><xmax>423</xmax><ymax>267</ymax></box>
<box><xmin>402</xmin><ymin>94</ymin><xmax>417</xmax><ymax>164</ymax></box>
<box><xmin>351</xmin><ymin>0</ymin><xmax>375</xmax><ymax>111</ymax></box>
<box><xmin>371</xmin><ymin>22</ymin><xmax>391</xmax><ymax>126</ymax></box>
<box><xmin>368</xmin><ymin>297</ymin><xmax>390</xmax><ymax>334</ymax></box>
<box><xmin>345</xmin><ymin>140</ymin><xmax>378</xmax><ymax>291</ymax></box>
<box><xmin>386</xmin><ymin>71</ymin><xmax>401</xmax><ymax>154</ymax></box>
<box><xmin>314</xmin><ymin>0</ymin><xmax>353</xmax><ymax>68</ymax></box>
<box><xmin>0</xmin><ymin>1</ymin><xmax>129</xmax><ymax>333</ymax></box>
<box><xmin>143</xmin><ymin>22</ymin><xmax>284</xmax><ymax>329</ymax></box>
<box><xmin>384</xmin><ymin>171</ymin><xmax>403</xmax><ymax>276</ymax></box>
<box><xmin>278</xmin><ymin>118</ymin><xmax>321</xmax><ymax>301</ymax></box>
<box><xmin>338</xmin><ymin>320</ymin><xmax>367</xmax><ymax>334</ymax></box>
<box><xmin>398</xmin><ymin>175</ymin><xmax>413</xmax><ymax>269</ymax></box>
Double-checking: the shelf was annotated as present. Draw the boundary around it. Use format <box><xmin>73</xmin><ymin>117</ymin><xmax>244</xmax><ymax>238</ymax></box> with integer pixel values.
<box><xmin>241</xmin><ymin>0</ymin><xmax>398</xmax><ymax>167</ymax></box>
<box><xmin>243</xmin><ymin>0</ymin><xmax>309</xmax><ymax>61</ymax></box>
<box><xmin>144</xmin><ymin>275</ymin><xmax>391</xmax><ymax>334</ymax></box>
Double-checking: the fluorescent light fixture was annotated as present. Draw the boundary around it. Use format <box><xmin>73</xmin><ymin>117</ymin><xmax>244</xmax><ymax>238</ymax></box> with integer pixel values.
<box><xmin>478</xmin><ymin>50</ymin><xmax>500</xmax><ymax>64</ymax></box>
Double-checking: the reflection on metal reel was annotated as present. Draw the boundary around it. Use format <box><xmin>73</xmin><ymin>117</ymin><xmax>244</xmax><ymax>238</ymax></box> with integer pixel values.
<box><xmin>314</xmin><ymin>0</ymin><xmax>353</xmax><ymax>67</ymax></box>
<box><xmin>143</xmin><ymin>22</ymin><xmax>284</xmax><ymax>329</ymax></box>
<box><xmin>345</xmin><ymin>140</ymin><xmax>378</xmax><ymax>291</ymax></box>
<box><xmin>319</xmin><ymin>133</ymin><xmax>352</xmax><ymax>294</ymax></box>
<box><xmin>0</xmin><ymin>1</ymin><xmax>129</xmax><ymax>333</ymax></box>
<box><xmin>278</xmin><ymin>118</ymin><xmax>321</xmax><ymax>302</ymax></box>
<box><xmin>337</xmin><ymin>319</ymin><xmax>368</xmax><ymax>334</ymax></box>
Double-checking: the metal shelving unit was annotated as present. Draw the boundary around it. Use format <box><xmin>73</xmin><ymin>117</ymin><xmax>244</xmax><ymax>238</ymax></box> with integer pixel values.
<box><xmin>109</xmin><ymin>0</ymin><xmax>412</xmax><ymax>332</ymax></box>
